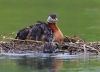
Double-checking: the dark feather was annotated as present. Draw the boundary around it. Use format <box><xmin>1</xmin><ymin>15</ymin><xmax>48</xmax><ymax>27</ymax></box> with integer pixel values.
<box><xmin>15</xmin><ymin>21</ymin><xmax>54</xmax><ymax>42</ymax></box>
<box><xmin>15</xmin><ymin>27</ymin><xmax>30</xmax><ymax>40</ymax></box>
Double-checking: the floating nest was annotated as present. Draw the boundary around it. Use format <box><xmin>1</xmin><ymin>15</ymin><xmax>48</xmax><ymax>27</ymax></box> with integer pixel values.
<box><xmin>0</xmin><ymin>35</ymin><xmax>100</xmax><ymax>55</ymax></box>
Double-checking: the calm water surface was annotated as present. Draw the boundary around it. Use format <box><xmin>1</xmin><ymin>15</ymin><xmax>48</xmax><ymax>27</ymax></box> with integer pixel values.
<box><xmin>0</xmin><ymin>53</ymin><xmax>100</xmax><ymax>72</ymax></box>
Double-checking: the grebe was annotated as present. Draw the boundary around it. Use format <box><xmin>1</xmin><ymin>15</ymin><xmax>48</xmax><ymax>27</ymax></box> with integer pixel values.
<box><xmin>15</xmin><ymin>13</ymin><xmax>64</xmax><ymax>42</ymax></box>
<box><xmin>47</xmin><ymin>13</ymin><xmax>64</xmax><ymax>42</ymax></box>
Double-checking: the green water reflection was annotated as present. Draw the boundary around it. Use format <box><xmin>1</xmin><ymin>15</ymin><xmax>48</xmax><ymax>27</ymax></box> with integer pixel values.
<box><xmin>1</xmin><ymin>0</ymin><xmax>100</xmax><ymax>41</ymax></box>
<box><xmin>0</xmin><ymin>56</ymin><xmax>100</xmax><ymax>72</ymax></box>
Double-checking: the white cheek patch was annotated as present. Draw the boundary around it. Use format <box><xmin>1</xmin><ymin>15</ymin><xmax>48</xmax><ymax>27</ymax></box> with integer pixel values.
<box><xmin>55</xmin><ymin>18</ymin><xmax>58</xmax><ymax>22</ymax></box>
<box><xmin>47</xmin><ymin>16</ymin><xmax>54</xmax><ymax>23</ymax></box>
<box><xmin>47</xmin><ymin>16</ymin><xmax>58</xmax><ymax>23</ymax></box>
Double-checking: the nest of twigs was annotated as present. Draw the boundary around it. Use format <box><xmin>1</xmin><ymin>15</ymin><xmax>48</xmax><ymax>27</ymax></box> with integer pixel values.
<box><xmin>0</xmin><ymin>34</ymin><xmax>100</xmax><ymax>55</ymax></box>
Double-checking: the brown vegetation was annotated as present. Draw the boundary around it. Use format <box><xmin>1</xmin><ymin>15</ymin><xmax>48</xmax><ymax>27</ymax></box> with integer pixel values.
<box><xmin>0</xmin><ymin>35</ymin><xmax>100</xmax><ymax>55</ymax></box>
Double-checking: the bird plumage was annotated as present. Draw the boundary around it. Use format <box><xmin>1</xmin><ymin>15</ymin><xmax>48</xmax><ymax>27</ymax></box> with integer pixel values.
<box><xmin>47</xmin><ymin>13</ymin><xmax>64</xmax><ymax>42</ymax></box>
<box><xmin>47</xmin><ymin>22</ymin><xmax>64</xmax><ymax>42</ymax></box>
<box><xmin>27</xmin><ymin>21</ymin><xmax>54</xmax><ymax>42</ymax></box>
<box><xmin>15</xmin><ymin>21</ymin><xmax>54</xmax><ymax>42</ymax></box>
<box><xmin>15</xmin><ymin>27</ymin><xmax>30</xmax><ymax>40</ymax></box>
<box><xmin>15</xmin><ymin>13</ymin><xmax>64</xmax><ymax>42</ymax></box>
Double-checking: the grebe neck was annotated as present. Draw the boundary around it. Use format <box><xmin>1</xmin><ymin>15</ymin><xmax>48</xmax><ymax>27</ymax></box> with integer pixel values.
<box><xmin>47</xmin><ymin>22</ymin><xmax>59</xmax><ymax>32</ymax></box>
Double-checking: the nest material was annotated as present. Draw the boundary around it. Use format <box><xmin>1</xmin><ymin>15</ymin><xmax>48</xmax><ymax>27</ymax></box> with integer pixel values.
<box><xmin>64</xmin><ymin>35</ymin><xmax>84</xmax><ymax>43</ymax></box>
<box><xmin>0</xmin><ymin>35</ymin><xmax>100</xmax><ymax>55</ymax></box>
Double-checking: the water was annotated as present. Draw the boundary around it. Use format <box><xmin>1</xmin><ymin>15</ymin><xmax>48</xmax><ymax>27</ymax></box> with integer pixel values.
<box><xmin>0</xmin><ymin>0</ymin><xmax>100</xmax><ymax>72</ymax></box>
<box><xmin>1</xmin><ymin>0</ymin><xmax>100</xmax><ymax>42</ymax></box>
<box><xmin>0</xmin><ymin>53</ymin><xmax>99</xmax><ymax>72</ymax></box>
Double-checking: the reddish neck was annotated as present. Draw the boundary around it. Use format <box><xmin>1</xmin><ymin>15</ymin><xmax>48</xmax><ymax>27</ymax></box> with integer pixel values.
<box><xmin>47</xmin><ymin>22</ymin><xmax>59</xmax><ymax>32</ymax></box>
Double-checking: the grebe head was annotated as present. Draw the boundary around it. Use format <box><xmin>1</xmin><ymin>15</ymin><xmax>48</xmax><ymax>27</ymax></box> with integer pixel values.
<box><xmin>47</xmin><ymin>13</ymin><xmax>58</xmax><ymax>23</ymax></box>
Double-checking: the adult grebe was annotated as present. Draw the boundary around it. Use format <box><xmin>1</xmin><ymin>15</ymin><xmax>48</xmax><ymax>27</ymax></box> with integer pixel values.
<box><xmin>15</xmin><ymin>13</ymin><xmax>64</xmax><ymax>42</ymax></box>
<box><xmin>47</xmin><ymin>13</ymin><xmax>64</xmax><ymax>42</ymax></box>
